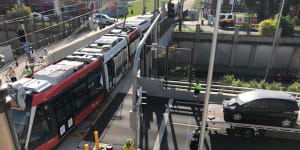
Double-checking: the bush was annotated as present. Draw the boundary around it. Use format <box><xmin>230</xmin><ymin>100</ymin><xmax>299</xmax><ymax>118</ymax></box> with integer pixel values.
<box><xmin>221</xmin><ymin>74</ymin><xmax>235</xmax><ymax>86</ymax></box>
<box><xmin>266</xmin><ymin>82</ymin><xmax>284</xmax><ymax>91</ymax></box>
<box><xmin>259</xmin><ymin>18</ymin><xmax>276</xmax><ymax>36</ymax></box>
<box><xmin>5</xmin><ymin>4</ymin><xmax>32</xmax><ymax>20</ymax></box>
<box><xmin>287</xmin><ymin>82</ymin><xmax>300</xmax><ymax>93</ymax></box>
<box><xmin>259</xmin><ymin>14</ymin><xmax>295</xmax><ymax>36</ymax></box>
<box><xmin>248</xmin><ymin>79</ymin><xmax>259</xmax><ymax>88</ymax></box>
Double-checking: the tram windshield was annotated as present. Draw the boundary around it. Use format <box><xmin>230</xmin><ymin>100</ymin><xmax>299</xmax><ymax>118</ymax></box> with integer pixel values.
<box><xmin>10</xmin><ymin>108</ymin><xmax>31</xmax><ymax>147</ymax></box>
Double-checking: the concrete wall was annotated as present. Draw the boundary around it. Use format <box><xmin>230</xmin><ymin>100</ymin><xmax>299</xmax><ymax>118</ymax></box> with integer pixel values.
<box><xmin>0</xmin><ymin>45</ymin><xmax>13</xmax><ymax>63</ymax></box>
<box><xmin>173</xmin><ymin>32</ymin><xmax>300</xmax><ymax>75</ymax></box>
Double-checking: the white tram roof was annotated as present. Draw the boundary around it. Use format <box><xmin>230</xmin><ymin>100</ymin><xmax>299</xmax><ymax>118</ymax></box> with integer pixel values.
<box><xmin>9</xmin><ymin>60</ymin><xmax>85</xmax><ymax>93</ymax></box>
<box><xmin>94</xmin><ymin>36</ymin><xmax>121</xmax><ymax>45</ymax></box>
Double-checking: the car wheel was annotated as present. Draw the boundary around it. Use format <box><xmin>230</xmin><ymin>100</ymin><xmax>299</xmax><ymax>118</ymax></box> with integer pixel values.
<box><xmin>232</xmin><ymin>113</ymin><xmax>242</xmax><ymax>121</ymax></box>
<box><xmin>241</xmin><ymin>128</ymin><xmax>255</xmax><ymax>139</ymax></box>
<box><xmin>281</xmin><ymin>118</ymin><xmax>292</xmax><ymax>127</ymax></box>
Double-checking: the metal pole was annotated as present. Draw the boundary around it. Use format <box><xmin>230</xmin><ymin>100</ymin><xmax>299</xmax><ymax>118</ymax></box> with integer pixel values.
<box><xmin>231</xmin><ymin>0</ymin><xmax>234</xmax><ymax>13</ymax></box>
<box><xmin>132</xmin><ymin>11</ymin><xmax>163</xmax><ymax>150</ymax></box>
<box><xmin>264</xmin><ymin>0</ymin><xmax>285</xmax><ymax>81</ymax></box>
<box><xmin>143</xmin><ymin>0</ymin><xmax>146</xmax><ymax>14</ymax></box>
<box><xmin>199</xmin><ymin>0</ymin><xmax>221</xmax><ymax>150</ymax></box>
<box><xmin>17</xmin><ymin>0</ymin><xmax>33</xmax><ymax>70</ymax></box>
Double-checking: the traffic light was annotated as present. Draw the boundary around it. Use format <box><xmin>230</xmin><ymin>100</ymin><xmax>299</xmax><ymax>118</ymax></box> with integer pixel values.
<box><xmin>168</xmin><ymin>2</ymin><xmax>175</xmax><ymax>18</ymax></box>
<box><xmin>17</xmin><ymin>29</ymin><xmax>26</xmax><ymax>42</ymax></box>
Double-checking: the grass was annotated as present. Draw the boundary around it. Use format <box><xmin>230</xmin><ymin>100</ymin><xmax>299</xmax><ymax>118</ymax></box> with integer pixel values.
<box><xmin>126</xmin><ymin>0</ymin><xmax>162</xmax><ymax>18</ymax></box>
<box><xmin>192</xmin><ymin>0</ymin><xmax>202</xmax><ymax>10</ymax></box>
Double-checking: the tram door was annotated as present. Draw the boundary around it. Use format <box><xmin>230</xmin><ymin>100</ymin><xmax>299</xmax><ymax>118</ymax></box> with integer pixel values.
<box><xmin>53</xmin><ymin>90</ymin><xmax>74</xmax><ymax>138</ymax></box>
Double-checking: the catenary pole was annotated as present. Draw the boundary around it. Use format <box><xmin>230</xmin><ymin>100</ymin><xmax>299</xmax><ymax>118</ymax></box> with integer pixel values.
<box><xmin>198</xmin><ymin>0</ymin><xmax>222</xmax><ymax>150</ymax></box>
<box><xmin>264</xmin><ymin>0</ymin><xmax>285</xmax><ymax>81</ymax></box>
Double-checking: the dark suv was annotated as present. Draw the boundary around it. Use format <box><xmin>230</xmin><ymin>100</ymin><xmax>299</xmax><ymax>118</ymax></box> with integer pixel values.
<box><xmin>223</xmin><ymin>90</ymin><xmax>299</xmax><ymax>128</ymax></box>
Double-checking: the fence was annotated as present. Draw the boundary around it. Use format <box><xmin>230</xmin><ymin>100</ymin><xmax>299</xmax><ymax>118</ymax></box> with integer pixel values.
<box><xmin>0</xmin><ymin>7</ymin><xmax>93</xmax><ymax>55</ymax></box>
<box><xmin>163</xmin><ymin>80</ymin><xmax>300</xmax><ymax>100</ymax></box>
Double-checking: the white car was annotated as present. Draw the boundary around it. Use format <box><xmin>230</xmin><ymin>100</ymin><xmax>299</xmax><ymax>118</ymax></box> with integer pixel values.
<box><xmin>126</xmin><ymin>19</ymin><xmax>151</xmax><ymax>33</ymax></box>
<box><xmin>32</xmin><ymin>12</ymin><xmax>50</xmax><ymax>21</ymax></box>
<box><xmin>93</xmin><ymin>14</ymin><xmax>115</xmax><ymax>25</ymax></box>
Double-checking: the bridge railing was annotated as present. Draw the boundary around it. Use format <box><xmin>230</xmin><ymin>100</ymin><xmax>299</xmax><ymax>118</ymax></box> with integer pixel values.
<box><xmin>163</xmin><ymin>80</ymin><xmax>300</xmax><ymax>100</ymax></box>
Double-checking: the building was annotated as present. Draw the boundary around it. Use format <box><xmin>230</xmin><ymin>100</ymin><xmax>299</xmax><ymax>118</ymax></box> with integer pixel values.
<box><xmin>203</xmin><ymin>0</ymin><xmax>243</xmax><ymax>17</ymax></box>
<box><xmin>0</xmin><ymin>0</ymin><xmax>15</xmax><ymax>15</ymax></box>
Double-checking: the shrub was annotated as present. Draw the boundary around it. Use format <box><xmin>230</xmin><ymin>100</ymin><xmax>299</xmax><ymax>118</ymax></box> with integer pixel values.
<box><xmin>266</xmin><ymin>81</ymin><xmax>284</xmax><ymax>91</ymax></box>
<box><xmin>5</xmin><ymin>4</ymin><xmax>32</xmax><ymax>20</ymax></box>
<box><xmin>221</xmin><ymin>74</ymin><xmax>235</xmax><ymax>86</ymax></box>
<box><xmin>257</xmin><ymin>80</ymin><xmax>268</xmax><ymax>89</ymax></box>
<box><xmin>259</xmin><ymin>18</ymin><xmax>276</xmax><ymax>36</ymax></box>
<box><xmin>232</xmin><ymin>79</ymin><xmax>244</xmax><ymax>87</ymax></box>
<box><xmin>248</xmin><ymin>79</ymin><xmax>259</xmax><ymax>88</ymax></box>
<box><xmin>287</xmin><ymin>82</ymin><xmax>300</xmax><ymax>93</ymax></box>
<box><xmin>259</xmin><ymin>14</ymin><xmax>295</xmax><ymax>36</ymax></box>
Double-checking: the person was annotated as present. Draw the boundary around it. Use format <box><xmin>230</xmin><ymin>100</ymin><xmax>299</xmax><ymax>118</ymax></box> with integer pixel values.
<box><xmin>6</xmin><ymin>65</ymin><xmax>17</xmax><ymax>82</ymax></box>
<box><xmin>43</xmin><ymin>48</ymin><xmax>48</xmax><ymax>56</ymax></box>
<box><xmin>190</xmin><ymin>128</ymin><xmax>200</xmax><ymax>150</ymax></box>
<box><xmin>14</xmin><ymin>56</ymin><xmax>18</xmax><ymax>67</ymax></box>
<box><xmin>30</xmin><ymin>48</ymin><xmax>36</xmax><ymax>63</ymax></box>
<box><xmin>122</xmin><ymin>139</ymin><xmax>135</xmax><ymax>150</ymax></box>
<box><xmin>193</xmin><ymin>80</ymin><xmax>202</xmax><ymax>102</ymax></box>
<box><xmin>25</xmin><ymin>65</ymin><xmax>32</xmax><ymax>75</ymax></box>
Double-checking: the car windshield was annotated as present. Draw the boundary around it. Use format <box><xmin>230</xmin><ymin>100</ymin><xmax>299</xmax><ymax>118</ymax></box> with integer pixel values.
<box><xmin>237</xmin><ymin>91</ymin><xmax>256</xmax><ymax>105</ymax></box>
<box><xmin>10</xmin><ymin>109</ymin><xmax>31</xmax><ymax>147</ymax></box>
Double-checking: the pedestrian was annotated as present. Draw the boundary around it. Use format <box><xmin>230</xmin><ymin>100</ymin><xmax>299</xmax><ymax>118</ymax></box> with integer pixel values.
<box><xmin>6</xmin><ymin>65</ymin><xmax>17</xmax><ymax>82</ymax></box>
<box><xmin>122</xmin><ymin>139</ymin><xmax>135</xmax><ymax>150</ymax></box>
<box><xmin>190</xmin><ymin>128</ymin><xmax>200</xmax><ymax>150</ymax></box>
<box><xmin>30</xmin><ymin>48</ymin><xmax>36</xmax><ymax>63</ymax></box>
<box><xmin>14</xmin><ymin>56</ymin><xmax>18</xmax><ymax>67</ymax></box>
<box><xmin>193</xmin><ymin>80</ymin><xmax>202</xmax><ymax>103</ymax></box>
<box><xmin>43</xmin><ymin>48</ymin><xmax>48</xmax><ymax>56</ymax></box>
<box><xmin>25</xmin><ymin>65</ymin><xmax>32</xmax><ymax>75</ymax></box>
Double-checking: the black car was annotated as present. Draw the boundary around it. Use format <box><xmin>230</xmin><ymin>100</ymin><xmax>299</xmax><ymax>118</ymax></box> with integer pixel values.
<box><xmin>223</xmin><ymin>90</ymin><xmax>299</xmax><ymax>128</ymax></box>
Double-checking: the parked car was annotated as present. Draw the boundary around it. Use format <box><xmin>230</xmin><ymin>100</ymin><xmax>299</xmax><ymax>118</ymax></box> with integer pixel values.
<box><xmin>223</xmin><ymin>90</ymin><xmax>299</xmax><ymax>128</ymax></box>
<box><xmin>93</xmin><ymin>14</ymin><xmax>115</xmax><ymax>25</ymax></box>
<box><xmin>32</xmin><ymin>12</ymin><xmax>50</xmax><ymax>21</ymax></box>
<box><xmin>126</xmin><ymin>19</ymin><xmax>151</xmax><ymax>33</ymax></box>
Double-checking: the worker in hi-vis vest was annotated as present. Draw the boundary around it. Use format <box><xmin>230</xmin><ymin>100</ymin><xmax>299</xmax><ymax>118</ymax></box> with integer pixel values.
<box><xmin>193</xmin><ymin>80</ymin><xmax>202</xmax><ymax>102</ymax></box>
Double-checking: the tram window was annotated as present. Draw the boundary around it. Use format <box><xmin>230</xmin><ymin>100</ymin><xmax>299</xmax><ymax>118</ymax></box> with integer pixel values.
<box><xmin>54</xmin><ymin>92</ymin><xmax>72</xmax><ymax>125</ymax></box>
<box><xmin>88</xmin><ymin>73</ymin><xmax>104</xmax><ymax>100</ymax></box>
<box><xmin>30</xmin><ymin>104</ymin><xmax>51</xmax><ymax>143</ymax></box>
<box><xmin>73</xmin><ymin>81</ymin><xmax>88</xmax><ymax>111</ymax></box>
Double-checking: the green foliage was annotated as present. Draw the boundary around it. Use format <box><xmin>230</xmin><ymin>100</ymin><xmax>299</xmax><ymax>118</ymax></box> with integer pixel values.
<box><xmin>259</xmin><ymin>14</ymin><xmax>295</xmax><ymax>36</ymax></box>
<box><xmin>5</xmin><ymin>4</ymin><xmax>32</xmax><ymax>20</ymax></box>
<box><xmin>220</xmin><ymin>74</ymin><xmax>286</xmax><ymax>91</ymax></box>
<box><xmin>192</xmin><ymin>0</ymin><xmax>202</xmax><ymax>11</ymax></box>
<box><xmin>248</xmin><ymin>79</ymin><xmax>259</xmax><ymax>88</ymax></box>
<box><xmin>287</xmin><ymin>82</ymin><xmax>300</xmax><ymax>93</ymax></box>
<box><xmin>259</xmin><ymin>18</ymin><xmax>277</xmax><ymax>36</ymax></box>
<box><xmin>221</xmin><ymin>74</ymin><xmax>235</xmax><ymax>86</ymax></box>
<box><xmin>296</xmin><ymin>19</ymin><xmax>300</xmax><ymax>26</ymax></box>
<box><xmin>266</xmin><ymin>82</ymin><xmax>284</xmax><ymax>91</ymax></box>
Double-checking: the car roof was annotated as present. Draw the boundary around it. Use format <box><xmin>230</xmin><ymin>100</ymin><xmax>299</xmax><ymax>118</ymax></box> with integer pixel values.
<box><xmin>238</xmin><ymin>90</ymin><xmax>296</xmax><ymax>103</ymax></box>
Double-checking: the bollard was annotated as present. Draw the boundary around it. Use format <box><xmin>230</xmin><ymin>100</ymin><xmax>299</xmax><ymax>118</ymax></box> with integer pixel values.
<box><xmin>84</xmin><ymin>144</ymin><xmax>89</xmax><ymax>150</ymax></box>
<box><xmin>94</xmin><ymin>131</ymin><xmax>99</xmax><ymax>150</ymax></box>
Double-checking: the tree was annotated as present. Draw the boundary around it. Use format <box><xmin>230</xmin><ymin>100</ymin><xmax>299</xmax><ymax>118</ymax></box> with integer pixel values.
<box><xmin>242</xmin><ymin>0</ymin><xmax>299</xmax><ymax>21</ymax></box>
<box><xmin>259</xmin><ymin>14</ymin><xmax>295</xmax><ymax>36</ymax></box>
<box><xmin>5</xmin><ymin>4</ymin><xmax>32</xmax><ymax>20</ymax></box>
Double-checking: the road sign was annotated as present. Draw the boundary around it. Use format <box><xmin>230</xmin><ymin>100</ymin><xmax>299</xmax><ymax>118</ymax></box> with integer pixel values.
<box><xmin>24</xmin><ymin>43</ymin><xmax>30</xmax><ymax>53</ymax></box>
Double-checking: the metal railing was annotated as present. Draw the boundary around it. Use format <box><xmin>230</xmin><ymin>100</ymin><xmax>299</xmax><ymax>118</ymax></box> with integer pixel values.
<box><xmin>163</xmin><ymin>80</ymin><xmax>300</xmax><ymax>100</ymax></box>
